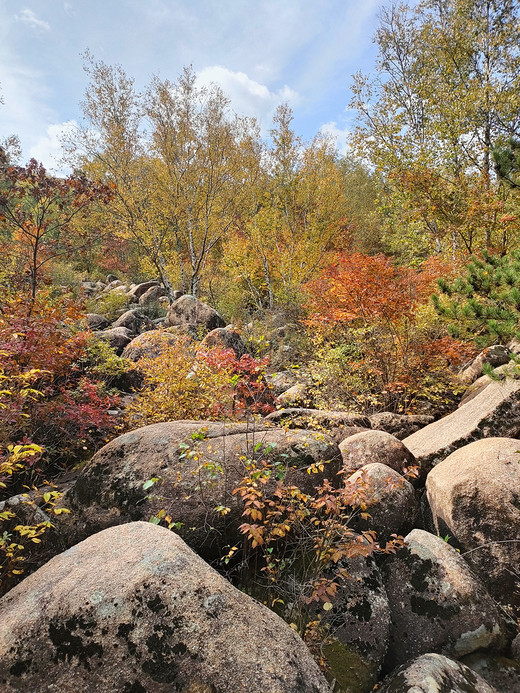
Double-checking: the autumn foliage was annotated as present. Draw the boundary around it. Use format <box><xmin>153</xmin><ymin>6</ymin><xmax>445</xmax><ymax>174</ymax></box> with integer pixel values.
<box><xmin>0</xmin><ymin>294</ymin><xmax>119</xmax><ymax>478</ymax></box>
<box><xmin>125</xmin><ymin>335</ymin><xmax>274</xmax><ymax>427</ymax></box>
<box><xmin>305</xmin><ymin>253</ymin><xmax>472</xmax><ymax>412</ymax></box>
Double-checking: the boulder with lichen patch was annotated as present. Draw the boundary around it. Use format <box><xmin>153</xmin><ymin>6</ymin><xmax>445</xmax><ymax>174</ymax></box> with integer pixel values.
<box><xmin>0</xmin><ymin>522</ymin><xmax>330</xmax><ymax>693</ymax></box>
<box><xmin>382</xmin><ymin>529</ymin><xmax>507</xmax><ymax>670</ymax></box>
<box><xmin>66</xmin><ymin>421</ymin><xmax>342</xmax><ymax>562</ymax></box>
<box><xmin>314</xmin><ymin>551</ymin><xmax>391</xmax><ymax>693</ymax></box>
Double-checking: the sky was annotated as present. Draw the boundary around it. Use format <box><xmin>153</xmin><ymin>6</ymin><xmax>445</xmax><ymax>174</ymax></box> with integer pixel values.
<box><xmin>0</xmin><ymin>0</ymin><xmax>385</xmax><ymax>172</ymax></box>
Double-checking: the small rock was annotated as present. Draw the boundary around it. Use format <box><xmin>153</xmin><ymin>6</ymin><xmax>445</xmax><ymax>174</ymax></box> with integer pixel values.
<box><xmin>379</xmin><ymin>653</ymin><xmax>499</xmax><ymax>692</ymax></box>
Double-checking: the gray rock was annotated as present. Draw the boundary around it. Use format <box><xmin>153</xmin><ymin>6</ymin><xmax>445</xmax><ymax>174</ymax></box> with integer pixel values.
<box><xmin>276</xmin><ymin>383</ymin><xmax>309</xmax><ymax>406</ymax></box>
<box><xmin>379</xmin><ymin>653</ymin><xmax>499</xmax><ymax>692</ymax></box>
<box><xmin>460</xmin><ymin>652</ymin><xmax>520</xmax><ymax>693</ymax></box>
<box><xmin>369</xmin><ymin>412</ymin><xmax>433</xmax><ymax>440</ymax></box>
<box><xmin>0</xmin><ymin>522</ymin><xmax>330</xmax><ymax>693</ymax></box>
<box><xmin>458</xmin><ymin>362</ymin><xmax>515</xmax><ymax>407</ymax></box>
<box><xmin>403</xmin><ymin>377</ymin><xmax>520</xmax><ymax>471</ymax></box>
<box><xmin>165</xmin><ymin>294</ymin><xmax>225</xmax><ymax>332</ymax></box>
<box><xmin>96</xmin><ymin>326</ymin><xmax>132</xmax><ymax>354</ymax></box>
<box><xmin>103</xmin><ymin>279</ymin><xmax>123</xmax><ymax>292</ymax></box>
<box><xmin>383</xmin><ymin>529</ymin><xmax>507</xmax><ymax>670</ymax></box>
<box><xmin>265</xmin><ymin>371</ymin><xmax>300</xmax><ymax>396</ymax></box>
<box><xmin>85</xmin><ymin>313</ymin><xmax>110</xmax><ymax>331</ymax></box>
<box><xmin>121</xmin><ymin>330</ymin><xmax>180</xmax><ymax>362</ymax></box>
<box><xmin>138</xmin><ymin>285</ymin><xmax>167</xmax><ymax>306</ymax></box>
<box><xmin>313</xmin><ymin>552</ymin><xmax>390</xmax><ymax>693</ymax></box>
<box><xmin>127</xmin><ymin>280</ymin><xmax>160</xmax><ymax>299</ymax></box>
<box><xmin>426</xmin><ymin>437</ymin><xmax>520</xmax><ymax>614</ymax></box>
<box><xmin>459</xmin><ymin>345</ymin><xmax>510</xmax><ymax>384</ymax></box>
<box><xmin>199</xmin><ymin>327</ymin><xmax>248</xmax><ymax>358</ymax></box>
<box><xmin>347</xmin><ymin>463</ymin><xmax>419</xmax><ymax>540</ymax></box>
<box><xmin>111</xmin><ymin>309</ymin><xmax>154</xmax><ymax>335</ymax></box>
<box><xmin>339</xmin><ymin>430</ymin><xmax>417</xmax><ymax>479</ymax></box>
<box><xmin>67</xmin><ymin>422</ymin><xmax>342</xmax><ymax>561</ymax></box>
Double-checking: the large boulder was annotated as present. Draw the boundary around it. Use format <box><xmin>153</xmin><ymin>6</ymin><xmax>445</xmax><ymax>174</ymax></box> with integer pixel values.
<box><xmin>138</xmin><ymin>285</ymin><xmax>167</xmax><ymax>306</ymax></box>
<box><xmin>165</xmin><ymin>294</ymin><xmax>225</xmax><ymax>331</ymax></box>
<box><xmin>403</xmin><ymin>377</ymin><xmax>520</xmax><ymax>470</ymax></box>
<box><xmin>265</xmin><ymin>370</ymin><xmax>300</xmax><ymax>396</ymax></box>
<box><xmin>111</xmin><ymin>309</ymin><xmax>154</xmax><ymax>335</ymax></box>
<box><xmin>96</xmin><ymin>326</ymin><xmax>133</xmax><ymax>355</ymax></box>
<box><xmin>458</xmin><ymin>345</ymin><xmax>510</xmax><ymax>384</ymax></box>
<box><xmin>275</xmin><ymin>383</ymin><xmax>309</xmax><ymax>407</ymax></box>
<box><xmin>121</xmin><ymin>330</ymin><xmax>180</xmax><ymax>362</ymax></box>
<box><xmin>379</xmin><ymin>653</ymin><xmax>499</xmax><ymax>692</ymax></box>
<box><xmin>85</xmin><ymin>313</ymin><xmax>110</xmax><ymax>331</ymax></box>
<box><xmin>339</xmin><ymin>430</ymin><xmax>417</xmax><ymax>479</ymax></box>
<box><xmin>426</xmin><ymin>437</ymin><xmax>520</xmax><ymax>613</ymax></box>
<box><xmin>199</xmin><ymin>327</ymin><xmax>248</xmax><ymax>358</ymax></box>
<box><xmin>66</xmin><ymin>421</ymin><xmax>342</xmax><ymax>561</ymax></box>
<box><xmin>382</xmin><ymin>529</ymin><xmax>507</xmax><ymax>670</ymax></box>
<box><xmin>347</xmin><ymin>464</ymin><xmax>419</xmax><ymax>541</ymax></box>
<box><xmin>0</xmin><ymin>522</ymin><xmax>330</xmax><ymax>693</ymax></box>
<box><xmin>127</xmin><ymin>280</ymin><xmax>160</xmax><ymax>299</ymax></box>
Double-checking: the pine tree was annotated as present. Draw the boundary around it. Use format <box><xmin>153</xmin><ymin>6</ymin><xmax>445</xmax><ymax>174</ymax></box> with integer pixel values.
<box><xmin>432</xmin><ymin>250</ymin><xmax>520</xmax><ymax>346</ymax></box>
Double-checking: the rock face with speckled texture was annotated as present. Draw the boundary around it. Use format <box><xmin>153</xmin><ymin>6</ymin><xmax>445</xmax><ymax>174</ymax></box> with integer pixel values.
<box><xmin>313</xmin><ymin>551</ymin><xmax>391</xmax><ymax>693</ymax></box>
<box><xmin>382</xmin><ymin>529</ymin><xmax>507</xmax><ymax>670</ymax></box>
<box><xmin>379</xmin><ymin>653</ymin><xmax>499</xmax><ymax>692</ymax></box>
<box><xmin>0</xmin><ymin>522</ymin><xmax>330</xmax><ymax>693</ymax></box>
<box><xmin>339</xmin><ymin>430</ymin><xmax>417</xmax><ymax>478</ymax></box>
<box><xmin>403</xmin><ymin>378</ymin><xmax>520</xmax><ymax>470</ymax></box>
<box><xmin>65</xmin><ymin>421</ymin><xmax>341</xmax><ymax>562</ymax></box>
<box><xmin>426</xmin><ymin>437</ymin><xmax>520</xmax><ymax>615</ymax></box>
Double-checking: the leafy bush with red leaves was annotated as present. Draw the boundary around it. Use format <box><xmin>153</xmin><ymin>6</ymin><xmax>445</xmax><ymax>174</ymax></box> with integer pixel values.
<box><xmin>125</xmin><ymin>335</ymin><xmax>274</xmax><ymax>427</ymax></box>
<box><xmin>0</xmin><ymin>294</ymin><xmax>120</xmax><ymax>476</ymax></box>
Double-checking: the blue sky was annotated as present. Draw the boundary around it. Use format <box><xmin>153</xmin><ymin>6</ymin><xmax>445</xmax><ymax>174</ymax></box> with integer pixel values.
<box><xmin>0</xmin><ymin>0</ymin><xmax>384</xmax><ymax>171</ymax></box>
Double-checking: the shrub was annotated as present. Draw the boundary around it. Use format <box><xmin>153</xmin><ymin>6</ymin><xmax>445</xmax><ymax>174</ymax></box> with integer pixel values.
<box><xmin>85</xmin><ymin>290</ymin><xmax>129</xmax><ymax>321</ymax></box>
<box><xmin>125</xmin><ymin>336</ymin><xmax>274</xmax><ymax>427</ymax></box>
<box><xmin>0</xmin><ymin>295</ymin><xmax>120</xmax><ymax>470</ymax></box>
<box><xmin>305</xmin><ymin>254</ymin><xmax>472</xmax><ymax>413</ymax></box>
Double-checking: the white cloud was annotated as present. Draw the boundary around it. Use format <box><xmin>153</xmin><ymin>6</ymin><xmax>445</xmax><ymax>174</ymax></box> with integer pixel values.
<box><xmin>28</xmin><ymin>120</ymin><xmax>77</xmax><ymax>174</ymax></box>
<box><xmin>15</xmin><ymin>9</ymin><xmax>50</xmax><ymax>32</ymax></box>
<box><xmin>196</xmin><ymin>66</ymin><xmax>299</xmax><ymax>131</ymax></box>
<box><xmin>320</xmin><ymin>121</ymin><xmax>352</xmax><ymax>157</ymax></box>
